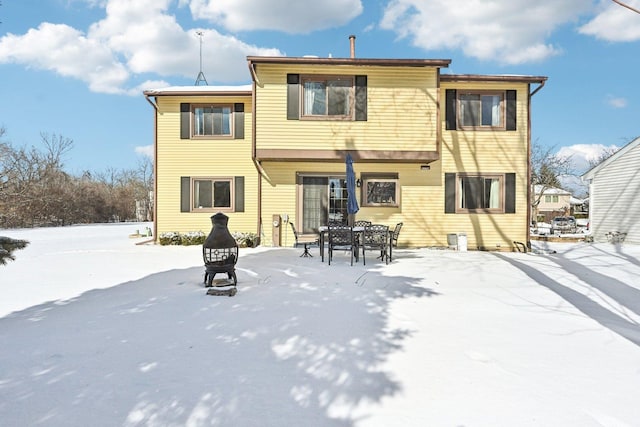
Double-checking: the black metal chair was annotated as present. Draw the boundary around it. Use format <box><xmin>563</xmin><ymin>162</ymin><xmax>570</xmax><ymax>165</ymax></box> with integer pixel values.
<box><xmin>361</xmin><ymin>224</ymin><xmax>389</xmax><ymax>265</ymax></box>
<box><xmin>290</xmin><ymin>222</ymin><xmax>319</xmax><ymax>257</ymax></box>
<box><xmin>388</xmin><ymin>222</ymin><xmax>403</xmax><ymax>261</ymax></box>
<box><xmin>327</xmin><ymin>226</ymin><xmax>358</xmax><ymax>266</ymax></box>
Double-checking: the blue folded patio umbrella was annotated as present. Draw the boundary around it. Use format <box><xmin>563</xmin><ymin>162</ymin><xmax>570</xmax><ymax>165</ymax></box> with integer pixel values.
<box><xmin>346</xmin><ymin>153</ymin><xmax>359</xmax><ymax>216</ymax></box>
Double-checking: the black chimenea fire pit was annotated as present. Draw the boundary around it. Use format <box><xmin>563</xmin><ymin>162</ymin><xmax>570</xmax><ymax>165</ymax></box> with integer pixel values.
<box><xmin>203</xmin><ymin>212</ymin><xmax>238</xmax><ymax>296</ymax></box>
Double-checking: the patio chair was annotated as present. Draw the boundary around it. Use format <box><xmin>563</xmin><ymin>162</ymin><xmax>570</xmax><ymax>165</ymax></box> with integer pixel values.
<box><xmin>361</xmin><ymin>224</ymin><xmax>389</xmax><ymax>265</ymax></box>
<box><xmin>290</xmin><ymin>222</ymin><xmax>319</xmax><ymax>257</ymax></box>
<box><xmin>388</xmin><ymin>222</ymin><xmax>403</xmax><ymax>261</ymax></box>
<box><xmin>353</xmin><ymin>220</ymin><xmax>372</xmax><ymax>227</ymax></box>
<box><xmin>327</xmin><ymin>225</ymin><xmax>358</xmax><ymax>266</ymax></box>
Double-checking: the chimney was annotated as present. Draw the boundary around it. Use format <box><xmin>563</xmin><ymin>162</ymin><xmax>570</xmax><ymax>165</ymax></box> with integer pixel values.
<box><xmin>349</xmin><ymin>35</ymin><xmax>356</xmax><ymax>58</ymax></box>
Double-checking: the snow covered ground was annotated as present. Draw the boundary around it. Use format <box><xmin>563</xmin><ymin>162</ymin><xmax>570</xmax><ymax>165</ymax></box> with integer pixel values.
<box><xmin>1</xmin><ymin>222</ymin><xmax>640</xmax><ymax>427</ymax></box>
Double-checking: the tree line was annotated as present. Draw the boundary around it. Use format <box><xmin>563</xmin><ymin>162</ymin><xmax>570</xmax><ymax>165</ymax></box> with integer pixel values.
<box><xmin>0</xmin><ymin>127</ymin><xmax>153</xmax><ymax>229</ymax></box>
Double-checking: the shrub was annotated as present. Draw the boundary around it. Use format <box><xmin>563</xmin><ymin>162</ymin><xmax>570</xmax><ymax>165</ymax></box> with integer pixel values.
<box><xmin>158</xmin><ymin>231</ymin><xmax>182</xmax><ymax>245</ymax></box>
<box><xmin>181</xmin><ymin>231</ymin><xmax>206</xmax><ymax>246</ymax></box>
<box><xmin>232</xmin><ymin>232</ymin><xmax>259</xmax><ymax>248</ymax></box>
<box><xmin>0</xmin><ymin>236</ymin><xmax>29</xmax><ymax>266</ymax></box>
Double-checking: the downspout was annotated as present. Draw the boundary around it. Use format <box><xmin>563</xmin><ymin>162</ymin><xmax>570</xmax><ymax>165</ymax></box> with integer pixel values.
<box><xmin>144</xmin><ymin>94</ymin><xmax>159</xmax><ymax>243</ymax></box>
<box><xmin>247</xmin><ymin>61</ymin><xmax>272</xmax><ymax>244</ymax></box>
<box><xmin>526</xmin><ymin>79</ymin><xmax>546</xmax><ymax>251</ymax></box>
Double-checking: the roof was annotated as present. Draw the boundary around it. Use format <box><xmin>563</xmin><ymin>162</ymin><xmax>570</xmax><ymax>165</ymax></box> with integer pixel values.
<box><xmin>534</xmin><ymin>185</ymin><xmax>571</xmax><ymax>195</ymax></box>
<box><xmin>582</xmin><ymin>136</ymin><xmax>640</xmax><ymax>181</ymax></box>
<box><xmin>440</xmin><ymin>74</ymin><xmax>547</xmax><ymax>84</ymax></box>
<box><xmin>143</xmin><ymin>85</ymin><xmax>252</xmax><ymax>96</ymax></box>
<box><xmin>247</xmin><ymin>56</ymin><xmax>452</xmax><ymax>68</ymax></box>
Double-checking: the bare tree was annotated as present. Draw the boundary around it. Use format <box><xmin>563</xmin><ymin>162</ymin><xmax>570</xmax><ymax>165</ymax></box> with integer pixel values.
<box><xmin>587</xmin><ymin>146</ymin><xmax>620</xmax><ymax>169</ymax></box>
<box><xmin>530</xmin><ymin>140</ymin><xmax>574</xmax><ymax>221</ymax></box>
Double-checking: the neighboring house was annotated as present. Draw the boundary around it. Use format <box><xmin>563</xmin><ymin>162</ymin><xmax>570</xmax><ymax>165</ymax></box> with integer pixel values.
<box><xmin>581</xmin><ymin>136</ymin><xmax>640</xmax><ymax>244</ymax></box>
<box><xmin>144</xmin><ymin>37</ymin><xmax>547</xmax><ymax>251</ymax></box>
<box><xmin>533</xmin><ymin>185</ymin><xmax>573</xmax><ymax>222</ymax></box>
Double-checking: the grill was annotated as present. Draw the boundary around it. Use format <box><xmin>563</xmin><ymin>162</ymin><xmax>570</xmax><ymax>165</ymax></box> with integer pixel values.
<box><xmin>202</xmin><ymin>213</ymin><xmax>238</xmax><ymax>296</ymax></box>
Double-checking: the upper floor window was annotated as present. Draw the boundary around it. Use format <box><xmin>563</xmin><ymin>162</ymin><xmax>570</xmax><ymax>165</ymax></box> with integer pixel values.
<box><xmin>545</xmin><ymin>195</ymin><xmax>559</xmax><ymax>203</ymax></box>
<box><xmin>302</xmin><ymin>76</ymin><xmax>353</xmax><ymax>118</ymax></box>
<box><xmin>193</xmin><ymin>105</ymin><xmax>232</xmax><ymax>137</ymax></box>
<box><xmin>445</xmin><ymin>89</ymin><xmax>516</xmax><ymax>131</ymax></box>
<box><xmin>287</xmin><ymin>74</ymin><xmax>367</xmax><ymax>121</ymax></box>
<box><xmin>180</xmin><ymin>102</ymin><xmax>245</xmax><ymax>140</ymax></box>
<box><xmin>459</xmin><ymin>92</ymin><xmax>504</xmax><ymax>129</ymax></box>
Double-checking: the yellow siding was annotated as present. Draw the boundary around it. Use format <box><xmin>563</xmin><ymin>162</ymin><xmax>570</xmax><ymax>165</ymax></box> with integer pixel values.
<box><xmin>154</xmin><ymin>95</ymin><xmax>259</xmax><ymax>238</ymax></box>
<box><xmin>434</xmin><ymin>81</ymin><xmax>531</xmax><ymax>249</ymax></box>
<box><xmin>254</xmin><ymin>64</ymin><xmax>439</xmax><ymax>152</ymax></box>
<box><xmin>257</xmin><ymin>78</ymin><xmax>531</xmax><ymax>251</ymax></box>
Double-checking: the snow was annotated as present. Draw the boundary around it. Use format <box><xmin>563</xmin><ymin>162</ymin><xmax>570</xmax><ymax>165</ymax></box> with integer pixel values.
<box><xmin>1</xmin><ymin>222</ymin><xmax>640</xmax><ymax>426</ymax></box>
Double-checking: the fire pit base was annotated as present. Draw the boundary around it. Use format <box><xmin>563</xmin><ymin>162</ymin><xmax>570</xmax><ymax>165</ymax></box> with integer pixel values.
<box><xmin>206</xmin><ymin>286</ymin><xmax>237</xmax><ymax>297</ymax></box>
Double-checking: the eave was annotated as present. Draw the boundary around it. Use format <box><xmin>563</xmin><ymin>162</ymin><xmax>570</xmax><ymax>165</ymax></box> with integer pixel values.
<box><xmin>247</xmin><ymin>56</ymin><xmax>451</xmax><ymax>68</ymax></box>
<box><xmin>255</xmin><ymin>149</ymin><xmax>439</xmax><ymax>164</ymax></box>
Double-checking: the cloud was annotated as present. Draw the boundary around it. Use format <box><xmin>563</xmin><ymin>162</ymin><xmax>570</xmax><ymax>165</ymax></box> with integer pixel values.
<box><xmin>557</xmin><ymin>143</ymin><xmax>620</xmax><ymax>173</ymax></box>
<box><xmin>379</xmin><ymin>0</ymin><xmax>636</xmax><ymax>64</ymax></box>
<box><xmin>0</xmin><ymin>22</ymin><xmax>131</xmax><ymax>94</ymax></box>
<box><xmin>579</xmin><ymin>0</ymin><xmax>640</xmax><ymax>42</ymax></box>
<box><xmin>135</xmin><ymin>145</ymin><xmax>154</xmax><ymax>158</ymax></box>
<box><xmin>185</xmin><ymin>0</ymin><xmax>363</xmax><ymax>33</ymax></box>
<box><xmin>606</xmin><ymin>95</ymin><xmax>628</xmax><ymax>108</ymax></box>
<box><xmin>0</xmin><ymin>0</ymin><xmax>283</xmax><ymax>95</ymax></box>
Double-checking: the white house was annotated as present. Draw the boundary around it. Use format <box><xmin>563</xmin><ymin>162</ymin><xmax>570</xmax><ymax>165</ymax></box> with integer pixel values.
<box><xmin>581</xmin><ymin>136</ymin><xmax>640</xmax><ymax>244</ymax></box>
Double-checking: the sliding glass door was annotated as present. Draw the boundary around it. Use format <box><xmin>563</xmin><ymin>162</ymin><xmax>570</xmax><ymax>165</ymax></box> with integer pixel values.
<box><xmin>301</xmin><ymin>175</ymin><xmax>347</xmax><ymax>233</ymax></box>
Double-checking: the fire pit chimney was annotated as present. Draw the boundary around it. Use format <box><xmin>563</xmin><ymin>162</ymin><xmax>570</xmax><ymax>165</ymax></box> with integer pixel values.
<box><xmin>203</xmin><ymin>212</ymin><xmax>238</xmax><ymax>296</ymax></box>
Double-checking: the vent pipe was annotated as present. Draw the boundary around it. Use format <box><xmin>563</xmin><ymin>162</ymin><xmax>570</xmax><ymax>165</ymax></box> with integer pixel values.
<box><xmin>349</xmin><ymin>35</ymin><xmax>356</xmax><ymax>58</ymax></box>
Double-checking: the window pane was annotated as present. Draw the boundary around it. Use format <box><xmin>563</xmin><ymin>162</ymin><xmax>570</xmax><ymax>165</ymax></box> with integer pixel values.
<box><xmin>485</xmin><ymin>178</ymin><xmax>500</xmax><ymax>208</ymax></box>
<box><xmin>461</xmin><ymin>177</ymin><xmax>483</xmax><ymax>209</ymax></box>
<box><xmin>481</xmin><ymin>95</ymin><xmax>501</xmax><ymax>126</ymax></box>
<box><xmin>213</xmin><ymin>181</ymin><xmax>231</xmax><ymax>207</ymax></box>
<box><xmin>194</xmin><ymin>180</ymin><xmax>212</xmax><ymax>208</ymax></box>
<box><xmin>327</xmin><ymin>80</ymin><xmax>350</xmax><ymax>115</ymax></box>
<box><xmin>303</xmin><ymin>82</ymin><xmax>327</xmax><ymax>115</ymax></box>
<box><xmin>365</xmin><ymin>181</ymin><xmax>396</xmax><ymax>205</ymax></box>
<box><xmin>460</xmin><ymin>94</ymin><xmax>480</xmax><ymax>127</ymax></box>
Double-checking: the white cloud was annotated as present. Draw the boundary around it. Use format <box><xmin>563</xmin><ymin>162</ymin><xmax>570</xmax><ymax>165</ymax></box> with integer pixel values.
<box><xmin>185</xmin><ymin>0</ymin><xmax>363</xmax><ymax>33</ymax></box>
<box><xmin>379</xmin><ymin>0</ymin><xmax>606</xmax><ymax>64</ymax></box>
<box><xmin>557</xmin><ymin>143</ymin><xmax>620</xmax><ymax>173</ymax></box>
<box><xmin>606</xmin><ymin>95</ymin><xmax>628</xmax><ymax>108</ymax></box>
<box><xmin>0</xmin><ymin>23</ymin><xmax>131</xmax><ymax>94</ymax></box>
<box><xmin>579</xmin><ymin>0</ymin><xmax>640</xmax><ymax>41</ymax></box>
<box><xmin>0</xmin><ymin>0</ymin><xmax>283</xmax><ymax>95</ymax></box>
<box><xmin>135</xmin><ymin>145</ymin><xmax>154</xmax><ymax>158</ymax></box>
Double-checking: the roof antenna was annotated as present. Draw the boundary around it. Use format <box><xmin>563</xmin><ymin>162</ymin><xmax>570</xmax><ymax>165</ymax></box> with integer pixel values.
<box><xmin>195</xmin><ymin>31</ymin><xmax>208</xmax><ymax>86</ymax></box>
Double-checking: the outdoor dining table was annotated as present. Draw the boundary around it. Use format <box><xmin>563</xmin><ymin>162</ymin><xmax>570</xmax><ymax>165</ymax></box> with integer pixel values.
<box><xmin>317</xmin><ymin>225</ymin><xmax>365</xmax><ymax>263</ymax></box>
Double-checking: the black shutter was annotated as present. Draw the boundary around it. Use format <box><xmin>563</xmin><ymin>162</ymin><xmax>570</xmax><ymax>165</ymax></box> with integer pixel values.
<box><xmin>180</xmin><ymin>177</ymin><xmax>191</xmax><ymax>212</ymax></box>
<box><xmin>234</xmin><ymin>103</ymin><xmax>244</xmax><ymax>139</ymax></box>
<box><xmin>287</xmin><ymin>74</ymin><xmax>299</xmax><ymax>120</ymax></box>
<box><xmin>504</xmin><ymin>173</ymin><xmax>516</xmax><ymax>213</ymax></box>
<box><xmin>355</xmin><ymin>75</ymin><xmax>367</xmax><ymax>121</ymax></box>
<box><xmin>506</xmin><ymin>90</ymin><xmax>516</xmax><ymax>131</ymax></box>
<box><xmin>180</xmin><ymin>103</ymin><xmax>190</xmax><ymax>139</ymax></box>
<box><xmin>445</xmin><ymin>90</ymin><xmax>457</xmax><ymax>130</ymax></box>
<box><xmin>234</xmin><ymin>176</ymin><xmax>245</xmax><ymax>212</ymax></box>
<box><xmin>445</xmin><ymin>173</ymin><xmax>456</xmax><ymax>213</ymax></box>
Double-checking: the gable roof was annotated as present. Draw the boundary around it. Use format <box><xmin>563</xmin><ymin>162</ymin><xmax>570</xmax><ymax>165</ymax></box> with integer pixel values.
<box><xmin>582</xmin><ymin>136</ymin><xmax>640</xmax><ymax>181</ymax></box>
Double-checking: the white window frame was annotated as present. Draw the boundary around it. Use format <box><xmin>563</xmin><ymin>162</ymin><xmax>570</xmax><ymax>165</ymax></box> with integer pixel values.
<box><xmin>191</xmin><ymin>177</ymin><xmax>234</xmax><ymax>212</ymax></box>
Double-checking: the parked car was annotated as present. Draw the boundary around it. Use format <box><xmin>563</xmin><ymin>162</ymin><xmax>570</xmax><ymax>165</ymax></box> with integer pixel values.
<box><xmin>551</xmin><ymin>216</ymin><xmax>577</xmax><ymax>234</ymax></box>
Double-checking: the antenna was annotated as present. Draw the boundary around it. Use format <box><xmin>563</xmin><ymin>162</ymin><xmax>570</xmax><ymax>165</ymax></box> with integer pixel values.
<box><xmin>195</xmin><ymin>31</ymin><xmax>208</xmax><ymax>86</ymax></box>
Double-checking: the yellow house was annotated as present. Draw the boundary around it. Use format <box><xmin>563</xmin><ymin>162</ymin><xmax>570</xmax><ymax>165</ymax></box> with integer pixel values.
<box><xmin>144</xmin><ymin>44</ymin><xmax>546</xmax><ymax>251</ymax></box>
